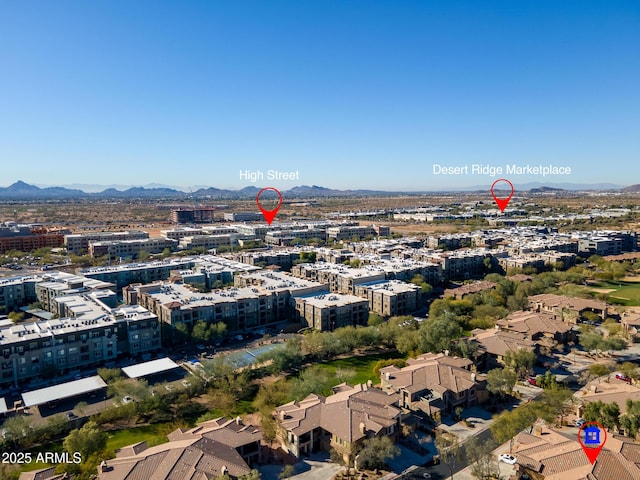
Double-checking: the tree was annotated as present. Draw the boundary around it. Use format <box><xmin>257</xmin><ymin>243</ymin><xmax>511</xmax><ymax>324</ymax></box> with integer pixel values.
<box><xmin>355</xmin><ymin>436</ymin><xmax>399</xmax><ymax>472</ymax></box>
<box><xmin>368</xmin><ymin>312</ymin><xmax>385</xmax><ymax>327</ymax></box>
<box><xmin>503</xmin><ymin>349</ymin><xmax>536</xmax><ymax>380</ymax></box>
<box><xmin>466</xmin><ymin>437</ymin><xmax>499</xmax><ymax>480</ymax></box>
<box><xmin>137</xmin><ymin>249</ymin><xmax>151</xmax><ymax>261</ymax></box>
<box><xmin>278</xmin><ymin>465</ymin><xmax>295</xmax><ymax>479</ymax></box>
<box><xmin>418</xmin><ymin>316</ymin><xmax>464</xmax><ymax>353</ymax></box>
<box><xmin>486</xmin><ymin>368</ymin><xmax>516</xmax><ymax>398</ymax></box>
<box><xmin>535</xmin><ymin>370</ymin><xmax>557</xmax><ymax>390</ymax></box>
<box><xmin>588</xmin><ymin>363</ymin><xmax>612</xmax><ymax>379</ymax></box>
<box><xmin>435</xmin><ymin>431</ymin><xmax>462</xmax><ymax>480</ymax></box>
<box><xmin>63</xmin><ymin>421</ymin><xmax>106</xmax><ymax>458</ymax></box>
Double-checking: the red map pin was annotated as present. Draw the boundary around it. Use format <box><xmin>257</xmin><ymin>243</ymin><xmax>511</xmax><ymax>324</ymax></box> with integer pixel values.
<box><xmin>578</xmin><ymin>421</ymin><xmax>606</xmax><ymax>465</ymax></box>
<box><xmin>256</xmin><ymin>187</ymin><xmax>283</xmax><ymax>225</ymax></box>
<box><xmin>490</xmin><ymin>178</ymin><xmax>515</xmax><ymax>213</ymax></box>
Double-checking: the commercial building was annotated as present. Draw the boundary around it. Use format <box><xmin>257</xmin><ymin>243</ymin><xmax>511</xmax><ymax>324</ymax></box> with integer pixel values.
<box><xmin>0</xmin><ymin>224</ymin><xmax>65</xmax><ymax>254</ymax></box>
<box><xmin>170</xmin><ymin>207</ymin><xmax>217</xmax><ymax>224</ymax></box>
<box><xmin>294</xmin><ymin>293</ymin><xmax>369</xmax><ymax>331</ymax></box>
<box><xmin>64</xmin><ymin>230</ymin><xmax>149</xmax><ymax>255</ymax></box>
<box><xmin>223</xmin><ymin>212</ymin><xmax>263</xmax><ymax>222</ymax></box>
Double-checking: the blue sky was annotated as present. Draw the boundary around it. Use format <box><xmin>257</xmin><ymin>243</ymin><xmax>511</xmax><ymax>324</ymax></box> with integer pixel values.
<box><xmin>1</xmin><ymin>1</ymin><xmax>639</xmax><ymax>190</ymax></box>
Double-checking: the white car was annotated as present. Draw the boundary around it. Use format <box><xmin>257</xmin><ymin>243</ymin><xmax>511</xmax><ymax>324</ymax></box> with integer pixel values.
<box><xmin>499</xmin><ymin>454</ymin><xmax>517</xmax><ymax>465</ymax></box>
<box><xmin>122</xmin><ymin>396</ymin><xmax>133</xmax><ymax>404</ymax></box>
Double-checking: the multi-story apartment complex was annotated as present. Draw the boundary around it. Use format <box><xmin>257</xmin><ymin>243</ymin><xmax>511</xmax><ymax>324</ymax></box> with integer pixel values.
<box><xmin>353</xmin><ymin>280</ymin><xmax>420</xmax><ymax>316</ymax></box>
<box><xmin>81</xmin><ymin>258</ymin><xmax>198</xmax><ymax>289</ymax></box>
<box><xmin>291</xmin><ymin>262</ymin><xmax>387</xmax><ymax>294</ymax></box>
<box><xmin>265</xmin><ymin>228</ymin><xmax>327</xmax><ymax>246</ymax></box>
<box><xmin>64</xmin><ymin>230</ymin><xmax>149</xmax><ymax>255</ymax></box>
<box><xmin>126</xmin><ymin>276</ymin><xmax>324</xmax><ymax>339</ymax></box>
<box><xmin>88</xmin><ymin>238</ymin><xmax>178</xmax><ymax>260</ymax></box>
<box><xmin>326</xmin><ymin>225</ymin><xmax>389</xmax><ymax>241</ymax></box>
<box><xmin>0</xmin><ymin>276</ymin><xmax>37</xmax><ymax>313</ymax></box>
<box><xmin>0</xmin><ymin>315</ymin><xmax>118</xmax><ymax>387</ymax></box>
<box><xmin>294</xmin><ymin>293</ymin><xmax>369</xmax><ymax>331</ymax></box>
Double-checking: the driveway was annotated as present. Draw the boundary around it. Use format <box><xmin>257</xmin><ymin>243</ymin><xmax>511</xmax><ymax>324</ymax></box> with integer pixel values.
<box><xmin>258</xmin><ymin>453</ymin><xmax>343</xmax><ymax>480</ymax></box>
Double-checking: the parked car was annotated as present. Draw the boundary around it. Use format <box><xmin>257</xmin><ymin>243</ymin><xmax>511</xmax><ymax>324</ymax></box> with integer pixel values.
<box><xmin>499</xmin><ymin>454</ymin><xmax>517</xmax><ymax>465</ymax></box>
<box><xmin>527</xmin><ymin>377</ymin><xmax>537</xmax><ymax>386</ymax></box>
<box><xmin>616</xmin><ymin>373</ymin><xmax>632</xmax><ymax>384</ymax></box>
<box><xmin>66</xmin><ymin>412</ymin><xmax>77</xmax><ymax>420</ymax></box>
<box><xmin>122</xmin><ymin>396</ymin><xmax>133</xmax><ymax>404</ymax></box>
<box><xmin>576</xmin><ymin>418</ymin><xmax>586</xmax><ymax>427</ymax></box>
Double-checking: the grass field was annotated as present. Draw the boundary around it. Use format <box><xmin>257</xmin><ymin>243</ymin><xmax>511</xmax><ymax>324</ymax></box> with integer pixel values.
<box><xmin>588</xmin><ymin>280</ymin><xmax>640</xmax><ymax>306</ymax></box>
<box><xmin>314</xmin><ymin>351</ymin><xmax>403</xmax><ymax>386</ymax></box>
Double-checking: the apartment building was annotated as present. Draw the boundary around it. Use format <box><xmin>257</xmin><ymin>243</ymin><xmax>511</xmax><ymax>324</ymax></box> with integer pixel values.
<box><xmin>161</xmin><ymin>225</ymin><xmax>238</xmax><ymax>241</ymax></box>
<box><xmin>126</xmin><ymin>282</ymin><xmax>295</xmax><ymax>338</ymax></box>
<box><xmin>265</xmin><ymin>228</ymin><xmax>327</xmax><ymax>246</ymax></box>
<box><xmin>291</xmin><ymin>262</ymin><xmax>386</xmax><ymax>294</ymax></box>
<box><xmin>275</xmin><ymin>383</ymin><xmax>402</xmax><ymax>462</ymax></box>
<box><xmin>0</xmin><ymin>314</ymin><xmax>118</xmax><ymax>387</ymax></box>
<box><xmin>326</xmin><ymin>225</ymin><xmax>389</xmax><ymax>241</ymax></box>
<box><xmin>354</xmin><ymin>280</ymin><xmax>420</xmax><ymax>316</ymax></box>
<box><xmin>576</xmin><ymin>230</ymin><xmax>638</xmax><ymax>256</ymax></box>
<box><xmin>81</xmin><ymin>258</ymin><xmax>197</xmax><ymax>289</ymax></box>
<box><xmin>88</xmin><ymin>238</ymin><xmax>178</xmax><ymax>260</ymax></box>
<box><xmin>294</xmin><ymin>293</ymin><xmax>369</xmax><ymax>331</ymax></box>
<box><xmin>233</xmin><ymin>270</ymin><xmax>327</xmax><ymax>297</ymax></box>
<box><xmin>178</xmin><ymin>234</ymin><xmax>238</xmax><ymax>250</ymax></box>
<box><xmin>0</xmin><ymin>276</ymin><xmax>37</xmax><ymax>313</ymax></box>
<box><xmin>64</xmin><ymin>230</ymin><xmax>149</xmax><ymax>255</ymax></box>
<box><xmin>34</xmin><ymin>272</ymin><xmax>115</xmax><ymax>314</ymax></box>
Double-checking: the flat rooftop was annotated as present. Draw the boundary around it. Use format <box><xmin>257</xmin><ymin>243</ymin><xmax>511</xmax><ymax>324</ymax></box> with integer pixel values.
<box><xmin>122</xmin><ymin>357</ymin><xmax>181</xmax><ymax>379</ymax></box>
<box><xmin>21</xmin><ymin>376</ymin><xmax>107</xmax><ymax>407</ymax></box>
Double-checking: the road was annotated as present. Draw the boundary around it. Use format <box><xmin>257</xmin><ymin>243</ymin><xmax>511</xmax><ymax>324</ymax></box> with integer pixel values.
<box><xmin>397</xmin><ymin>428</ymin><xmax>493</xmax><ymax>480</ymax></box>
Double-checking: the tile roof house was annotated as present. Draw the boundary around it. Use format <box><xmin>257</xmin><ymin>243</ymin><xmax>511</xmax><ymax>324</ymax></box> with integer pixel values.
<box><xmin>97</xmin><ymin>417</ymin><xmax>261</xmax><ymax>480</ymax></box>
<box><xmin>575</xmin><ymin>377</ymin><xmax>640</xmax><ymax>422</ymax></box>
<box><xmin>275</xmin><ymin>383</ymin><xmax>402</xmax><ymax>463</ymax></box>
<box><xmin>470</xmin><ymin>328</ymin><xmax>536</xmax><ymax>369</ymax></box>
<box><xmin>496</xmin><ymin>310</ymin><xmax>576</xmax><ymax>345</ymax></box>
<box><xmin>379</xmin><ymin>352</ymin><xmax>486</xmax><ymax>422</ymax></box>
<box><xmin>528</xmin><ymin>293</ymin><xmax>609</xmax><ymax>323</ymax></box>
<box><xmin>19</xmin><ymin>468</ymin><xmax>70</xmax><ymax>480</ymax></box>
<box><xmin>512</xmin><ymin>425</ymin><xmax>640</xmax><ymax>480</ymax></box>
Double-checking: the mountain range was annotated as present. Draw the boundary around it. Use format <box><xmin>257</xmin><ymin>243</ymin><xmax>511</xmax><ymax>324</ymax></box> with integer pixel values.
<box><xmin>0</xmin><ymin>180</ymin><xmax>632</xmax><ymax>200</ymax></box>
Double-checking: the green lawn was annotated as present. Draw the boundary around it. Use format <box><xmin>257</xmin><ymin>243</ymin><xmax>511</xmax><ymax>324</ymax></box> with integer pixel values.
<box><xmin>105</xmin><ymin>423</ymin><xmax>172</xmax><ymax>451</ymax></box>
<box><xmin>314</xmin><ymin>351</ymin><xmax>403</xmax><ymax>386</ymax></box>
<box><xmin>589</xmin><ymin>280</ymin><xmax>640</xmax><ymax>306</ymax></box>
<box><xmin>18</xmin><ymin>423</ymin><xmax>172</xmax><ymax>475</ymax></box>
